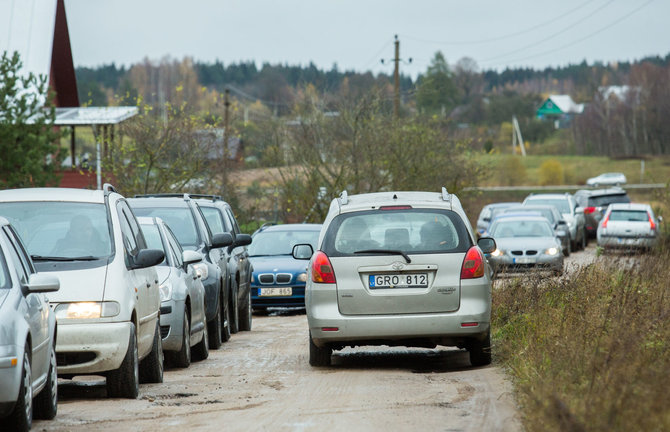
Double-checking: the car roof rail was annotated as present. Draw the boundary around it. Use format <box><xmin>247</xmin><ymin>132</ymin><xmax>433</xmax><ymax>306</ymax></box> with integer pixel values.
<box><xmin>339</xmin><ymin>190</ymin><xmax>348</xmax><ymax>206</ymax></box>
<box><xmin>102</xmin><ymin>183</ymin><xmax>117</xmax><ymax>195</ymax></box>
<box><xmin>258</xmin><ymin>222</ymin><xmax>277</xmax><ymax>232</ymax></box>
<box><xmin>441</xmin><ymin>187</ymin><xmax>452</xmax><ymax>208</ymax></box>
<box><xmin>133</xmin><ymin>193</ymin><xmax>191</xmax><ymax>201</ymax></box>
<box><xmin>187</xmin><ymin>194</ymin><xmax>223</xmax><ymax>201</ymax></box>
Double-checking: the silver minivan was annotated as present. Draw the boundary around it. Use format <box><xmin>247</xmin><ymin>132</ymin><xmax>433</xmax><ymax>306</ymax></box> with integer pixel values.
<box><xmin>297</xmin><ymin>189</ymin><xmax>496</xmax><ymax>367</ymax></box>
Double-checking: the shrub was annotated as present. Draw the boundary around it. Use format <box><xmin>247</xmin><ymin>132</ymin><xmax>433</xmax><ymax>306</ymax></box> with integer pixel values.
<box><xmin>538</xmin><ymin>159</ymin><xmax>564</xmax><ymax>185</ymax></box>
<box><xmin>497</xmin><ymin>155</ymin><xmax>527</xmax><ymax>186</ymax></box>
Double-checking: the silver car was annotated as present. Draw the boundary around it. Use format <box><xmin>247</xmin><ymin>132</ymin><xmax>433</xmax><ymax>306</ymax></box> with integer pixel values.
<box><xmin>523</xmin><ymin>193</ymin><xmax>587</xmax><ymax>251</ymax></box>
<box><xmin>586</xmin><ymin>172</ymin><xmax>627</xmax><ymax>187</ymax></box>
<box><xmin>487</xmin><ymin>215</ymin><xmax>564</xmax><ymax>276</ymax></box>
<box><xmin>0</xmin><ymin>217</ymin><xmax>60</xmax><ymax>431</ymax></box>
<box><xmin>597</xmin><ymin>203</ymin><xmax>660</xmax><ymax>251</ymax></box>
<box><xmin>297</xmin><ymin>189</ymin><xmax>496</xmax><ymax>368</ymax></box>
<box><xmin>138</xmin><ymin>217</ymin><xmax>209</xmax><ymax>367</ymax></box>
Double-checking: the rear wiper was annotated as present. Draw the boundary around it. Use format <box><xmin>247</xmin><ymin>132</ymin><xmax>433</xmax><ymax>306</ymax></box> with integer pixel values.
<box><xmin>354</xmin><ymin>249</ymin><xmax>412</xmax><ymax>263</ymax></box>
<box><xmin>31</xmin><ymin>255</ymin><xmax>99</xmax><ymax>262</ymax></box>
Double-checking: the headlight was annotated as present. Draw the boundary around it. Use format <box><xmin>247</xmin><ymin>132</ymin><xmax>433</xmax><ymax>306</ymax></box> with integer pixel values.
<box><xmin>297</xmin><ymin>272</ymin><xmax>307</xmax><ymax>282</ymax></box>
<box><xmin>159</xmin><ymin>281</ymin><xmax>173</xmax><ymax>302</ymax></box>
<box><xmin>490</xmin><ymin>249</ymin><xmax>504</xmax><ymax>257</ymax></box>
<box><xmin>192</xmin><ymin>262</ymin><xmax>209</xmax><ymax>280</ymax></box>
<box><xmin>545</xmin><ymin>247</ymin><xmax>559</xmax><ymax>256</ymax></box>
<box><xmin>55</xmin><ymin>302</ymin><xmax>120</xmax><ymax>319</ymax></box>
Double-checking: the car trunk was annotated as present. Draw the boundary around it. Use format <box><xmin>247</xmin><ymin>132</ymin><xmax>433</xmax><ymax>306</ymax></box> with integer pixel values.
<box><xmin>606</xmin><ymin>219</ymin><xmax>654</xmax><ymax>238</ymax></box>
<box><xmin>333</xmin><ymin>253</ymin><xmax>464</xmax><ymax>315</ymax></box>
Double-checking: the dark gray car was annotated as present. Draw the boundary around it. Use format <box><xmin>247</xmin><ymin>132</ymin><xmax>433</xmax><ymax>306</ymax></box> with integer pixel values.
<box><xmin>574</xmin><ymin>188</ymin><xmax>631</xmax><ymax>239</ymax></box>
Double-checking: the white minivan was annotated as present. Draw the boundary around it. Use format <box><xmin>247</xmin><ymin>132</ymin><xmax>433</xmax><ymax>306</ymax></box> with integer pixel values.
<box><xmin>0</xmin><ymin>185</ymin><xmax>165</xmax><ymax>399</ymax></box>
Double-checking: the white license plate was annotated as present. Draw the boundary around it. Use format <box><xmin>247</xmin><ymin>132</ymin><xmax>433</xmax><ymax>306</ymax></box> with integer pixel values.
<box><xmin>259</xmin><ymin>287</ymin><xmax>292</xmax><ymax>297</ymax></box>
<box><xmin>369</xmin><ymin>273</ymin><xmax>428</xmax><ymax>289</ymax></box>
<box><xmin>514</xmin><ymin>257</ymin><xmax>536</xmax><ymax>264</ymax></box>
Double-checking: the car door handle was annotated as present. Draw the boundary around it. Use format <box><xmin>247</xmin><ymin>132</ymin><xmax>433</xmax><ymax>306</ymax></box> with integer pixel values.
<box><xmin>146</xmin><ymin>283</ymin><xmax>151</xmax><ymax>288</ymax></box>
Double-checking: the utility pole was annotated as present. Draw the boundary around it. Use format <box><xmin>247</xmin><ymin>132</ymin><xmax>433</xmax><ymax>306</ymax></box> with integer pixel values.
<box><xmin>222</xmin><ymin>88</ymin><xmax>231</xmax><ymax>192</ymax></box>
<box><xmin>394</xmin><ymin>35</ymin><xmax>400</xmax><ymax>118</ymax></box>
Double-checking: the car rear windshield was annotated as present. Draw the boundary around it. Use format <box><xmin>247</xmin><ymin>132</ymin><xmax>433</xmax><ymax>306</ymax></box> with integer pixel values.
<box><xmin>132</xmin><ymin>207</ymin><xmax>200</xmax><ymax>248</ymax></box>
<box><xmin>249</xmin><ymin>229</ymin><xmax>320</xmax><ymax>256</ymax></box>
<box><xmin>609</xmin><ymin>210</ymin><xmax>649</xmax><ymax>222</ymax></box>
<box><xmin>525</xmin><ymin>198</ymin><xmax>570</xmax><ymax>214</ymax></box>
<box><xmin>589</xmin><ymin>194</ymin><xmax>631</xmax><ymax>207</ymax></box>
<box><xmin>0</xmin><ymin>202</ymin><xmax>112</xmax><ymax>259</ymax></box>
<box><xmin>322</xmin><ymin>208</ymin><xmax>471</xmax><ymax>256</ymax></box>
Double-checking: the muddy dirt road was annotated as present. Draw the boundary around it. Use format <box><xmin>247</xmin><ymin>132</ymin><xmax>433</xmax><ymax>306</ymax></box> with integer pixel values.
<box><xmin>36</xmin><ymin>246</ymin><xmax>608</xmax><ymax>432</ymax></box>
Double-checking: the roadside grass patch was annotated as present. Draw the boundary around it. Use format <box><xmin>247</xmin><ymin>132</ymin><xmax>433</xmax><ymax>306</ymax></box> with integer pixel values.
<box><xmin>492</xmin><ymin>253</ymin><xmax>670</xmax><ymax>431</ymax></box>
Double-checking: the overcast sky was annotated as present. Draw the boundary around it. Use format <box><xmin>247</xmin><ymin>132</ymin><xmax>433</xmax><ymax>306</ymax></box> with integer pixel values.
<box><xmin>64</xmin><ymin>0</ymin><xmax>669</xmax><ymax>77</ymax></box>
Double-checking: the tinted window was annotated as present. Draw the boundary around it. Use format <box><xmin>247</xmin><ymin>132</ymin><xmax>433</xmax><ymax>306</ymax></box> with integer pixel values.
<box><xmin>140</xmin><ymin>223</ymin><xmax>167</xmax><ymax>266</ymax></box>
<box><xmin>4</xmin><ymin>226</ymin><xmax>35</xmax><ymax>274</ymax></box>
<box><xmin>609</xmin><ymin>210</ymin><xmax>649</xmax><ymax>222</ymax></box>
<box><xmin>132</xmin><ymin>207</ymin><xmax>200</xmax><ymax>248</ymax></box>
<box><xmin>3</xmin><ymin>231</ymin><xmax>29</xmax><ymax>284</ymax></box>
<box><xmin>164</xmin><ymin>226</ymin><xmax>184</xmax><ymax>267</ymax></box>
<box><xmin>0</xmin><ymin>201</ymin><xmax>112</xmax><ymax>259</ymax></box>
<box><xmin>322</xmin><ymin>209</ymin><xmax>471</xmax><ymax>256</ymax></box>
<box><xmin>200</xmin><ymin>207</ymin><xmax>227</xmax><ymax>235</ymax></box>
<box><xmin>249</xmin><ymin>229</ymin><xmax>320</xmax><ymax>256</ymax></box>
<box><xmin>225</xmin><ymin>209</ymin><xmax>241</xmax><ymax>235</ymax></box>
<box><xmin>589</xmin><ymin>194</ymin><xmax>631</xmax><ymax>207</ymax></box>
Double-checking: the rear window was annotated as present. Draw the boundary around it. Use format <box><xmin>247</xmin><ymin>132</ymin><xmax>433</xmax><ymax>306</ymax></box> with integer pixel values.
<box><xmin>589</xmin><ymin>194</ymin><xmax>630</xmax><ymax>207</ymax></box>
<box><xmin>609</xmin><ymin>210</ymin><xmax>649</xmax><ymax>222</ymax></box>
<box><xmin>322</xmin><ymin>209</ymin><xmax>471</xmax><ymax>256</ymax></box>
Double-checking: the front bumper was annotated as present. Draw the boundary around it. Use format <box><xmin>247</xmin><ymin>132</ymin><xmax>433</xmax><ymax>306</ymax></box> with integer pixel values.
<box><xmin>159</xmin><ymin>299</ymin><xmax>186</xmax><ymax>352</ymax></box>
<box><xmin>251</xmin><ymin>285</ymin><xmax>306</xmax><ymax>308</ymax></box>
<box><xmin>0</xmin><ymin>345</ymin><xmax>23</xmax><ymax>409</ymax></box>
<box><xmin>489</xmin><ymin>253</ymin><xmax>563</xmax><ymax>272</ymax></box>
<box><xmin>55</xmin><ymin>321</ymin><xmax>132</xmax><ymax>375</ymax></box>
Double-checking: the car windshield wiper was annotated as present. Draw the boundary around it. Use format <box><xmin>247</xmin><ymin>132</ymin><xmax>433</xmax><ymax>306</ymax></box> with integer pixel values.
<box><xmin>31</xmin><ymin>255</ymin><xmax>100</xmax><ymax>262</ymax></box>
<box><xmin>354</xmin><ymin>249</ymin><xmax>412</xmax><ymax>263</ymax></box>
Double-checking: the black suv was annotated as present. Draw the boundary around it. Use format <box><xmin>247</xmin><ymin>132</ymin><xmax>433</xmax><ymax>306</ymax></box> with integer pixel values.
<box><xmin>574</xmin><ymin>187</ymin><xmax>631</xmax><ymax>238</ymax></box>
<box><xmin>192</xmin><ymin>195</ymin><xmax>253</xmax><ymax>333</ymax></box>
<box><xmin>128</xmin><ymin>195</ymin><xmax>234</xmax><ymax>349</ymax></box>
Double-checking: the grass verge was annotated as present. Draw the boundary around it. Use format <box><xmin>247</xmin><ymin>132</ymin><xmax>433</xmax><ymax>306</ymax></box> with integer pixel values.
<box><xmin>492</xmin><ymin>248</ymin><xmax>670</xmax><ymax>431</ymax></box>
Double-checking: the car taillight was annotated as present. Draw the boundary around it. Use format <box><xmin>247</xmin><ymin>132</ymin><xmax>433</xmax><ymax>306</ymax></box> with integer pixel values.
<box><xmin>584</xmin><ymin>206</ymin><xmax>596</xmax><ymax>214</ymax></box>
<box><xmin>379</xmin><ymin>205</ymin><xmax>413</xmax><ymax>210</ymax></box>
<box><xmin>601</xmin><ymin>213</ymin><xmax>610</xmax><ymax>228</ymax></box>
<box><xmin>461</xmin><ymin>246</ymin><xmax>485</xmax><ymax>279</ymax></box>
<box><xmin>649</xmin><ymin>213</ymin><xmax>656</xmax><ymax>231</ymax></box>
<box><xmin>312</xmin><ymin>251</ymin><xmax>336</xmax><ymax>284</ymax></box>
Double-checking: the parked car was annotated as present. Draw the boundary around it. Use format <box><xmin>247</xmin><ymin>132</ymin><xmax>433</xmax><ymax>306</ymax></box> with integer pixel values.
<box><xmin>138</xmin><ymin>217</ymin><xmax>209</xmax><ymax>367</ymax></box>
<box><xmin>523</xmin><ymin>193</ymin><xmax>587</xmax><ymax>251</ymax></box>
<box><xmin>487</xmin><ymin>215</ymin><xmax>564</xmax><ymax>276</ymax></box>
<box><xmin>192</xmin><ymin>195</ymin><xmax>253</xmax><ymax>333</ymax></box>
<box><xmin>0</xmin><ymin>218</ymin><xmax>60</xmax><ymax>431</ymax></box>
<box><xmin>128</xmin><ymin>195</ymin><xmax>234</xmax><ymax>349</ymax></box>
<box><xmin>475</xmin><ymin>202</ymin><xmax>520</xmax><ymax>238</ymax></box>
<box><xmin>574</xmin><ymin>187</ymin><xmax>631</xmax><ymax>239</ymax></box>
<box><xmin>586</xmin><ymin>172</ymin><xmax>627</xmax><ymax>187</ymax></box>
<box><xmin>248</xmin><ymin>223</ymin><xmax>321</xmax><ymax>312</ymax></box>
<box><xmin>295</xmin><ymin>189</ymin><xmax>496</xmax><ymax>367</ymax></box>
<box><xmin>597</xmin><ymin>203</ymin><xmax>661</xmax><ymax>251</ymax></box>
<box><xmin>516</xmin><ymin>204</ymin><xmax>571</xmax><ymax>256</ymax></box>
<box><xmin>0</xmin><ymin>185</ymin><xmax>165</xmax><ymax>399</ymax></box>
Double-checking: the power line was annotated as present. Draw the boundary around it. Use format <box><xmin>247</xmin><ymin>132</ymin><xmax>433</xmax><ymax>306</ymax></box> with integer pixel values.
<box><xmin>489</xmin><ymin>0</ymin><xmax>656</xmax><ymax>66</ymax></box>
<box><xmin>399</xmin><ymin>0</ymin><xmax>599</xmax><ymax>46</ymax></box>
<box><xmin>360</xmin><ymin>39</ymin><xmax>394</xmax><ymax>70</ymax></box>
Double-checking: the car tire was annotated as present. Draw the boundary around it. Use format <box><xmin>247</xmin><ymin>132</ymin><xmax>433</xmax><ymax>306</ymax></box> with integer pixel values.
<box><xmin>208</xmin><ymin>297</ymin><xmax>223</xmax><ymax>350</ymax></box>
<box><xmin>107</xmin><ymin>323</ymin><xmax>139</xmax><ymax>399</ymax></box>
<box><xmin>229</xmin><ymin>278</ymin><xmax>239</xmax><ymax>334</ymax></box>
<box><xmin>192</xmin><ymin>317</ymin><xmax>209</xmax><ymax>362</ymax></box>
<box><xmin>5</xmin><ymin>350</ymin><xmax>32</xmax><ymax>431</ymax></box>
<box><xmin>221</xmin><ymin>289</ymin><xmax>232</xmax><ymax>342</ymax></box>
<box><xmin>563</xmin><ymin>241</ymin><xmax>571</xmax><ymax>257</ymax></box>
<box><xmin>172</xmin><ymin>309</ymin><xmax>191</xmax><ymax>368</ymax></box>
<box><xmin>239</xmin><ymin>286</ymin><xmax>252</xmax><ymax>331</ymax></box>
<box><xmin>309</xmin><ymin>332</ymin><xmax>331</xmax><ymax>367</ymax></box>
<box><xmin>468</xmin><ymin>330</ymin><xmax>492</xmax><ymax>367</ymax></box>
<box><xmin>581</xmin><ymin>230</ymin><xmax>587</xmax><ymax>250</ymax></box>
<box><xmin>139</xmin><ymin>320</ymin><xmax>164</xmax><ymax>384</ymax></box>
<box><xmin>34</xmin><ymin>345</ymin><xmax>58</xmax><ymax>420</ymax></box>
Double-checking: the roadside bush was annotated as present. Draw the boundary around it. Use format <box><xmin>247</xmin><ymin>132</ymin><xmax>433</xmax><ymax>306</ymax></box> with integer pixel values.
<box><xmin>497</xmin><ymin>155</ymin><xmax>527</xmax><ymax>186</ymax></box>
<box><xmin>492</xmin><ymin>253</ymin><xmax>670</xmax><ymax>432</ymax></box>
<box><xmin>538</xmin><ymin>159</ymin><xmax>564</xmax><ymax>185</ymax></box>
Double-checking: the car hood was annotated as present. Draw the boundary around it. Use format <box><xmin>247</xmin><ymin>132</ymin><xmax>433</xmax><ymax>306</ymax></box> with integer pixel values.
<box><xmin>249</xmin><ymin>255</ymin><xmax>309</xmax><ymax>274</ymax></box>
<box><xmin>495</xmin><ymin>236</ymin><xmax>560</xmax><ymax>251</ymax></box>
<box><xmin>40</xmin><ymin>266</ymin><xmax>108</xmax><ymax>303</ymax></box>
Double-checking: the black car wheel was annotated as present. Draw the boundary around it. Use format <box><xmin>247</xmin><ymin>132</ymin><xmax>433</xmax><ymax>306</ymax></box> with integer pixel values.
<box><xmin>5</xmin><ymin>350</ymin><xmax>32</xmax><ymax>431</ymax></box>
<box><xmin>221</xmin><ymin>288</ymin><xmax>232</xmax><ymax>342</ymax></box>
<box><xmin>229</xmin><ymin>278</ymin><xmax>239</xmax><ymax>334</ymax></box>
<box><xmin>34</xmin><ymin>345</ymin><xmax>58</xmax><ymax>420</ymax></box>
<box><xmin>468</xmin><ymin>330</ymin><xmax>492</xmax><ymax>367</ymax></box>
<box><xmin>139</xmin><ymin>320</ymin><xmax>164</xmax><ymax>384</ymax></box>
<box><xmin>239</xmin><ymin>286</ymin><xmax>252</xmax><ymax>332</ymax></box>
<box><xmin>208</xmin><ymin>300</ymin><xmax>223</xmax><ymax>349</ymax></box>
<box><xmin>192</xmin><ymin>316</ymin><xmax>209</xmax><ymax>362</ymax></box>
<box><xmin>171</xmin><ymin>309</ymin><xmax>191</xmax><ymax>368</ymax></box>
<box><xmin>309</xmin><ymin>332</ymin><xmax>332</xmax><ymax>367</ymax></box>
<box><xmin>107</xmin><ymin>323</ymin><xmax>139</xmax><ymax>399</ymax></box>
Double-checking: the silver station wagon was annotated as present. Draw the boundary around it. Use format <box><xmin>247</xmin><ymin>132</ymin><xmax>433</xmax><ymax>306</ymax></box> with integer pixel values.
<box><xmin>296</xmin><ymin>189</ymin><xmax>496</xmax><ymax>367</ymax></box>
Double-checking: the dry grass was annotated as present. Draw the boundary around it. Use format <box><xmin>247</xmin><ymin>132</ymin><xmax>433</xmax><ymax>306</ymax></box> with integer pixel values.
<box><xmin>492</xmin><ymin>250</ymin><xmax>670</xmax><ymax>431</ymax></box>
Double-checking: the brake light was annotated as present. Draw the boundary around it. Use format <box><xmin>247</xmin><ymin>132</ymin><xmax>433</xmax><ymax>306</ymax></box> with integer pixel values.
<box><xmin>601</xmin><ymin>213</ymin><xmax>610</xmax><ymax>228</ymax></box>
<box><xmin>649</xmin><ymin>214</ymin><xmax>656</xmax><ymax>231</ymax></box>
<box><xmin>312</xmin><ymin>251</ymin><xmax>336</xmax><ymax>284</ymax></box>
<box><xmin>584</xmin><ymin>207</ymin><xmax>596</xmax><ymax>214</ymax></box>
<box><xmin>379</xmin><ymin>205</ymin><xmax>413</xmax><ymax>210</ymax></box>
<box><xmin>461</xmin><ymin>246</ymin><xmax>485</xmax><ymax>279</ymax></box>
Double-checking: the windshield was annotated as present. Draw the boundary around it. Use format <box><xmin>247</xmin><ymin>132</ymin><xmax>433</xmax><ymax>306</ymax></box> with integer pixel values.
<box><xmin>132</xmin><ymin>207</ymin><xmax>200</xmax><ymax>248</ymax></box>
<box><xmin>249</xmin><ymin>229</ymin><xmax>320</xmax><ymax>256</ymax></box>
<box><xmin>491</xmin><ymin>220</ymin><xmax>554</xmax><ymax>238</ymax></box>
<box><xmin>0</xmin><ymin>202</ymin><xmax>112</xmax><ymax>259</ymax></box>
<box><xmin>139</xmin><ymin>223</ymin><xmax>167</xmax><ymax>266</ymax></box>
<box><xmin>525</xmin><ymin>198</ymin><xmax>570</xmax><ymax>214</ymax></box>
<box><xmin>609</xmin><ymin>210</ymin><xmax>649</xmax><ymax>222</ymax></box>
<box><xmin>589</xmin><ymin>194</ymin><xmax>630</xmax><ymax>207</ymax></box>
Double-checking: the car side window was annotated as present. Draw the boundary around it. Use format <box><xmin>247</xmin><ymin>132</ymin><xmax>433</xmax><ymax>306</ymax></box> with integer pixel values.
<box><xmin>117</xmin><ymin>201</ymin><xmax>139</xmax><ymax>256</ymax></box>
<box><xmin>200</xmin><ymin>206</ymin><xmax>228</xmax><ymax>235</ymax></box>
<box><xmin>225</xmin><ymin>208</ymin><xmax>241</xmax><ymax>235</ymax></box>
<box><xmin>192</xmin><ymin>204</ymin><xmax>212</xmax><ymax>245</ymax></box>
<box><xmin>2</xmin><ymin>230</ymin><xmax>30</xmax><ymax>284</ymax></box>
<box><xmin>165</xmin><ymin>227</ymin><xmax>184</xmax><ymax>267</ymax></box>
<box><xmin>4</xmin><ymin>226</ymin><xmax>35</xmax><ymax>274</ymax></box>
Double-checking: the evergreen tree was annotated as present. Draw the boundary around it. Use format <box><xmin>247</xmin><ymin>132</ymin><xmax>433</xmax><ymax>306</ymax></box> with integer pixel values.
<box><xmin>416</xmin><ymin>51</ymin><xmax>459</xmax><ymax>115</ymax></box>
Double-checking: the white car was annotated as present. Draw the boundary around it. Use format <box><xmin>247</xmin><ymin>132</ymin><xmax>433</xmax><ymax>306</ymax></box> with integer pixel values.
<box><xmin>597</xmin><ymin>203</ymin><xmax>660</xmax><ymax>251</ymax></box>
<box><xmin>586</xmin><ymin>172</ymin><xmax>627</xmax><ymax>187</ymax></box>
<box><xmin>296</xmin><ymin>188</ymin><xmax>496</xmax><ymax>367</ymax></box>
<box><xmin>0</xmin><ymin>185</ymin><xmax>165</xmax><ymax>399</ymax></box>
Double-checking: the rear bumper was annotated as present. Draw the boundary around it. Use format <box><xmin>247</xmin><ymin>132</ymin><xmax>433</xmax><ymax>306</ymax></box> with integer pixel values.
<box><xmin>160</xmin><ymin>299</ymin><xmax>186</xmax><ymax>352</ymax></box>
<box><xmin>598</xmin><ymin>234</ymin><xmax>657</xmax><ymax>249</ymax></box>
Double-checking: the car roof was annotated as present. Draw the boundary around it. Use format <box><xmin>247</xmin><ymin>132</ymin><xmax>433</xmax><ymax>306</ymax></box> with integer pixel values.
<box><xmin>520</xmin><ymin>204</ymin><xmax>558</xmax><ymax>211</ymax></box>
<box><xmin>483</xmin><ymin>202</ymin><xmax>520</xmax><ymax>210</ymax></box>
<box><xmin>525</xmin><ymin>193</ymin><xmax>570</xmax><ymax>200</ymax></box>
<box><xmin>0</xmin><ymin>187</ymin><xmax>107</xmax><ymax>203</ymax></box>
<box><xmin>335</xmin><ymin>190</ymin><xmax>460</xmax><ymax>212</ymax></box>
<box><xmin>258</xmin><ymin>223</ymin><xmax>322</xmax><ymax>233</ymax></box>
<box><xmin>576</xmin><ymin>187</ymin><xmax>626</xmax><ymax>196</ymax></box>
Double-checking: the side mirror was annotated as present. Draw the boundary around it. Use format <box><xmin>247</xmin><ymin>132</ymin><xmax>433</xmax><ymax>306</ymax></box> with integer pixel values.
<box><xmin>555</xmin><ymin>229</ymin><xmax>568</xmax><ymax>238</ymax></box>
<box><xmin>182</xmin><ymin>250</ymin><xmax>203</xmax><ymax>265</ymax></box>
<box><xmin>292</xmin><ymin>244</ymin><xmax>314</xmax><ymax>260</ymax></box>
<box><xmin>657</xmin><ymin>215</ymin><xmax>663</xmax><ymax>224</ymax></box>
<box><xmin>26</xmin><ymin>273</ymin><xmax>60</xmax><ymax>293</ymax></box>
<box><xmin>211</xmin><ymin>233</ymin><xmax>233</xmax><ymax>248</ymax></box>
<box><xmin>233</xmin><ymin>233</ymin><xmax>252</xmax><ymax>248</ymax></box>
<box><xmin>575</xmin><ymin>206</ymin><xmax>584</xmax><ymax>214</ymax></box>
<box><xmin>557</xmin><ymin>220</ymin><xmax>567</xmax><ymax>225</ymax></box>
<box><xmin>132</xmin><ymin>249</ymin><xmax>165</xmax><ymax>269</ymax></box>
<box><xmin>477</xmin><ymin>237</ymin><xmax>496</xmax><ymax>254</ymax></box>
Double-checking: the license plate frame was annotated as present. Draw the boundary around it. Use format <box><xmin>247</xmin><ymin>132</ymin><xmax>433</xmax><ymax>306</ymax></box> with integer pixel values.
<box><xmin>514</xmin><ymin>257</ymin><xmax>536</xmax><ymax>264</ymax></box>
<box><xmin>369</xmin><ymin>273</ymin><xmax>428</xmax><ymax>289</ymax></box>
<box><xmin>259</xmin><ymin>287</ymin><xmax>293</xmax><ymax>297</ymax></box>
